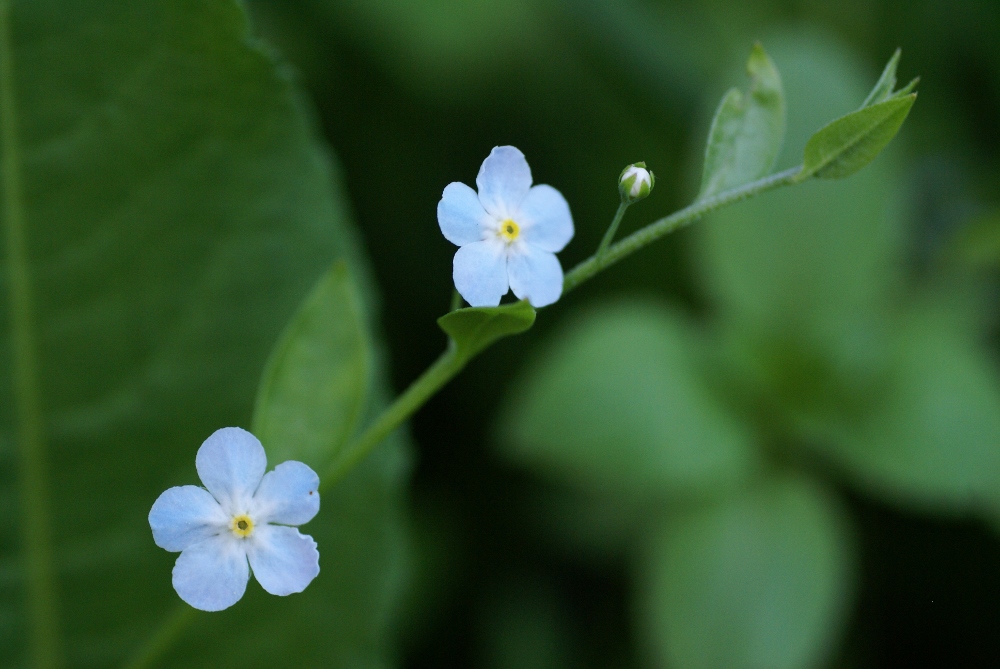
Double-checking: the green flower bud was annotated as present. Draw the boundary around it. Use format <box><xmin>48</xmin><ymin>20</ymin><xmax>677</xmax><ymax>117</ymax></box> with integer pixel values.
<box><xmin>619</xmin><ymin>162</ymin><xmax>654</xmax><ymax>203</ymax></box>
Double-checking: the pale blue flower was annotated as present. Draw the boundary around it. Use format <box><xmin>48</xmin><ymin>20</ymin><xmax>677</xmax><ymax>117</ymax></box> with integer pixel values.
<box><xmin>149</xmin><ymin>427</ymin><xmax>320</xmax><ymax>611</ymax></box>
<box><xmin>438</xmin><ymin>146</ymin><xmax>574</xmax><ymax>308</ymax></box>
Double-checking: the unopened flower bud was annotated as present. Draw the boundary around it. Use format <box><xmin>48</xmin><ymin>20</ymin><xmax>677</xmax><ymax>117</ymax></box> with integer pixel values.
<box><xmin>619</xmin><ymin>162</ymin><xmax>654</xmax><ymax>203</ymax></box>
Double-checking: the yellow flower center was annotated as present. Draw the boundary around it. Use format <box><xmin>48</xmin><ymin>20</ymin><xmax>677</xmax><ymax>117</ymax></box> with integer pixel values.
<box><xmin>499</xmin><ymin>219</ymin><xmax>520</xmax><ymax>242</ymax></box>
<box><xmin>231</xmin><ymin>514</ymin><xmax>254</xmax><ymax>538</ymax></box>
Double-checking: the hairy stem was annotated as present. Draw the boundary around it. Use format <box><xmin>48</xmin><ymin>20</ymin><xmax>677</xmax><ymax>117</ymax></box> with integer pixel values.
<box><xmin>563</xmin><ymin>165</ymin><xmax>802</xmax><ymax>294</ymax></box>
<box><xmin>319</xmin><ymin>166</ymin><xmax>804</xmax><ymax>491</ymax></box>
<box><xmin>595</xmin><ymin>201</ymin><xmax>630</xmax><ymax>258</ymax></box>
<box><xmin>321</xmin><ymin>344</ymin><xmax>464</xmax><ymax>491</ymax></box>
<box><xmin>0</xmin><ymin>2</ymin><xmax>61</xmax><ymax>667</ymax></box>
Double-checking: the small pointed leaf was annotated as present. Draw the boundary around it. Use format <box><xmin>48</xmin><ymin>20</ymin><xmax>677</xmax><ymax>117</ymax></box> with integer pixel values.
<box><xmin>252</xmin><ymin>262</ymin><xmax>371</xmax><ymax>473</ymax></box>
<box><xmin>859</xmin><ymin>48</ymin><xmax>900</xmax><ymax>108</ymax></box>
<box><xmin>798</xmin><ymin>93</ymin><xmax>916</xmax><ymax>180</ymax></box>
<box><xmin>438</xmin><ymin>301</ymin><xmax>536</xmax><ymax>362</ymax></box>
<box><xmin>892</xmin><ymin>76</ymin><xmax>920</xmax><ymax>99</ymax></box>
<box><xmin>698</xmin><ymin>43</ymin><xmax>786</xmax><ymax>199</ymax></box>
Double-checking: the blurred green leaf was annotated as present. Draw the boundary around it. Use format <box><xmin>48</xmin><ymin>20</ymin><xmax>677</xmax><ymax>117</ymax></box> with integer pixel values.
<box><xmin>305</xmin><ymin>0</ymin><xmax>543</xmax><ymax>94</ymax></box>
<box><xmin>641</xmin><ymin>474</ymin><xmax>854</xmax><ymax>669</ymax></box>
<box><xmin>438</xmin><ymin>301</ymin><xmax>536</xmax><ymax>364</ymax></box>
<box><xmin>945</xmin><ymin>210</ymin><xmax>1000</xmax><ymax>270</ymax></box>
<box><xmin>699</xmin><ymin>43</ymin><xmax>785</xmax><ymax>199</ymax></box>
<box><xmin>252</xmin><ymin>262</ymin><xmax>370</xmax><ymax>473</ymax></box>
<box><xmin>798</xmin><ymin>93</ymin><xmax>915</xmax><ymax>180</ymax></box>
<box><xmin>0</xmin><ymin>1</ymin><xmax>407</xmax><ymax>666</ymax></box>
<box><xmin>500</xmin><ymin>300</ymin><xmax>759</xmax><ymax>498</ymax></box>
<box><xmin>810</xmin><ymin>296</ymin><xmax>1000</xmax><ymax>514</ymax></box>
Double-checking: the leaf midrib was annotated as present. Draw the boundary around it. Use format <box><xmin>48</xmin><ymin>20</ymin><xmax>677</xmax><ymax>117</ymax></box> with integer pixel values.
<box><xmin>807</xmin><ymin>97</ymin><xmax>912</xmax><ymax>176</ymax></box>
<box><xmin>0</xmin><ymin>1</ymin><xmax>61</xmax><ymax>667</ymax></box>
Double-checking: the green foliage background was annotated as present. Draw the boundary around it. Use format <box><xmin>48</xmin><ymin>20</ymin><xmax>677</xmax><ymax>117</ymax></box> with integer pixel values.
<box><xmin>2</xmin><ymin>0</ymin><xmax>1000</xmax><ymax>668</ymax></box>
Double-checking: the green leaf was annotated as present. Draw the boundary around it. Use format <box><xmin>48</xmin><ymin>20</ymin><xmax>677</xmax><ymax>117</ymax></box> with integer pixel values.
<box><xmin>641</xmin><ymin>474</ymin><xmax>854</xmax><ymax>669</ymax></box>
<box><xmin>808</xmin><ymin>296</ymin><xmax>1000</xmax><ymax>514</ymax></box>
<box><xmin>0</xmin><ymin>2</ymin><xmax>407</xmax><ymax>667</ymax></box>
<box><xmin>859</xmin><ymin>48</ymin><xmax>919</xmax><ymax>109</ymax></box>
<box><xmin>438</xmin><ymin>300</ymin><xmax>536</xmax><ymax>363</ymax></box>
<box><xmin>696</xmin><ymin>34</ymin><xmax>904</xmax><ymax>420</ymax></box>
<box><xmin>796</xmin><ymin>48</ymin><xmax>917</xmax><ymax>181</ymax></box>
<box><xmin>698</xmin><ymin>43</ymin><xmax>785</xmax><ymax>199</ymax></box>
<box><xmin>252</xmin><ymin>262</ymin><xmax>370</xmax><ymax>474</ymax></box>
<box><xmin>860</xmin><ymin>48</ymin><xmax>901</xmax><ymax>107</ymax></box>
<box><xmin>798</xmin><ymin>93</ymin><xmax>916</xmax><ymax>180</ymax></box>
<box><xmin>500</xmin><ymin>300</ymin><xmax>759</xmax><ymax>497</ymax></box>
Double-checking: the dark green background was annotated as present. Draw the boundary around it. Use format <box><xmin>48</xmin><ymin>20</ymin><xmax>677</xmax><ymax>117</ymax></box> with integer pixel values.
<box><xmin>3</xmin><ymin>0</ymin><xmax>999</xmax><ymax>667</ymax></box>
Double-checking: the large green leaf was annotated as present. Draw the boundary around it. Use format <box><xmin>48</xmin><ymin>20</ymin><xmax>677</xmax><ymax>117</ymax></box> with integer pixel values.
<box><xmin>252</xmin><ymin>262</ymin><xmax>370</xmax><ymax>473</ymax></box>
<box><xmin>698</xmin><ymin>43</ymin><xmax>785</xmax><ymax>199</ymax></box>
<box><xmin>640</xmin><ymin>474</ymin><xmax>854</xmax><ymax>669</ymax></box>
<box><xmin>500</xmin><ymin>300</ymin><xmax>759</xmax><ymax>498</ymax></box>
<box><xmin>0</xmin><ymin>2</ymin><xmax>407</xmax><ymax>667</ymax></box>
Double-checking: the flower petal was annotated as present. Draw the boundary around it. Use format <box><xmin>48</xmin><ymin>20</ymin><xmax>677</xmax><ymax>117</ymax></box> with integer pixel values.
<box><xmin>517</xmin><ymin>184</ymin><xmax>574</xmax><ymax>253</ymax></box>
<box><xmin>149</xmin><ymin>485</ymin><xmax>228</xmax><ymax>552</ymax></box>
<box><xmin>476</xmin><ymin>146</ymin><xmax>532</xmax><ymax>220</ymax></box>
<box><xmin>195</xmin><ymin>427</ymin><xmax>267</xmax><ymax>512</ymax></box>
<box><xmin>438</xmin><ymin>182</ymin><xmax>492</xmax><ymax>246</ymax></box>
<box><xmin>453</xmin><ymin>239</ymin><xmax>509</xmax><ymax>307</ymax></box>
<box><xmin>508</xmin><ymin>244</ymin><xmax>564</xmax><ymax>308</ymax></box>
<box><xmin>246</xmin><ymin>525</ymin><xmax>320</xmax><ymax>596</ymax></box>
<box><xmin>250</xmin><ymin>461</ymin><xmax>320</xmax><ymax>526</ymax></box>
<box><xmin>172</xmin><ymin>534</ymin><xmax>249</xmax><ymax>611</ymax></box>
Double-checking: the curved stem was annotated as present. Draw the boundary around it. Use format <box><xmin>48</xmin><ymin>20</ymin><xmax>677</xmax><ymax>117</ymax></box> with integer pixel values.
<box><xmin>595</xmin><ymin>201</ymin><xmax>630</xmax><ymax>258</ymax></box>
<box><xmin>320</xmin><ymin>344</ymin><xmax>465</xmax><ymax>491</ymax></box>
<box><xmin>563</xmin><ymin>165</ymin><xmax>802</xmax><ymax>294</ymax></box>
<box><xmin>321</xmin><ymin>167</ymin><xmax>804</xmax><ymax>491</ymax></box>
<box><xmin>1</xmin><ymin>2</ymin><xmax>61</xmax><ymax>667</ymax></box>
<box><xmin>449</xmin><ymin>289</ymin><xmax>463</xmax><ymax>312</ymax></box>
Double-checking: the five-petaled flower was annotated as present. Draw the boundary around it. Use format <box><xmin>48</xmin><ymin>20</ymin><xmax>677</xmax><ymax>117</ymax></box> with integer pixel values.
<box><xmin>438</xmin><ymin>146</ymin><xmax>574</xmax><ymax>308</ymax></box>
<box><xmin>149</xmin><ymin>427</ymin><xmax>320</xmax><ymax>611</ymax></box>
